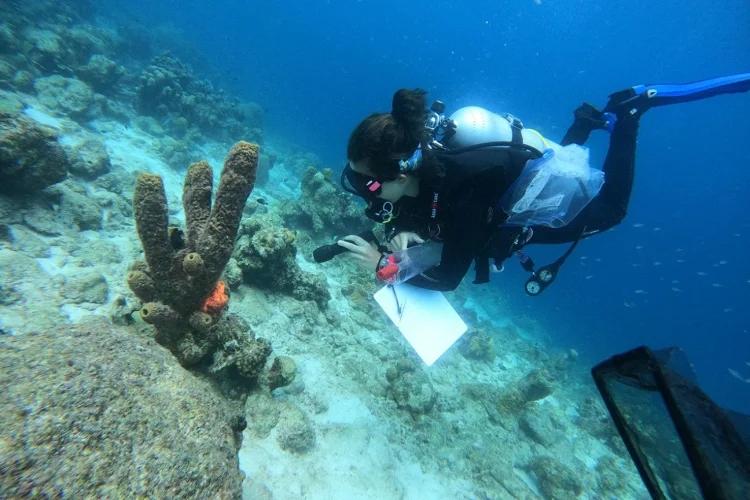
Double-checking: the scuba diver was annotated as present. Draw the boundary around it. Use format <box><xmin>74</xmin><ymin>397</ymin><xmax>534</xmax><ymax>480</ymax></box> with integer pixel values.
<box><xmin>335</xmin><ymin>74</ymin><xmax>750</xmax><ymax>294</ymax></box>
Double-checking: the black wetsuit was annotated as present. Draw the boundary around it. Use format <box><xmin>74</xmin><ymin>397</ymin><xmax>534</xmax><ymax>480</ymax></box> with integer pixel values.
<box><xmin>391</xmin><ymin>108</ymin><xmax>640</xmax><ymax>291</ymax></box>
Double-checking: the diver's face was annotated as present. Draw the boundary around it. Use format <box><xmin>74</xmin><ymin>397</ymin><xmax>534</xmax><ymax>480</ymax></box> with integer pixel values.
<box><xmin>349</xmin><ymin>159</ymin><xmax>412</xmax><ymax>203</ymax></box>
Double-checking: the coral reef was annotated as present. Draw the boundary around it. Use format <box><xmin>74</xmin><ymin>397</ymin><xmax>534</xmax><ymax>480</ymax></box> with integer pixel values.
<box><xmin>34</xmin><ymin>75</ymin><xmax>95</xmax><ymax>118</ymax></box>
<box><xmin>233</xmin><ymin>214</ymin><xmax>330</xmax><ymax>308</ymax></box>
<box><xmin>245</xmin><ymin>391</ymin><xmax>282</xmax><ymax>438</ymax></box>
<box><xmin>280</xmin><ymin>165</ymin><xmax>371</xmax><ymax>239</ymax></box>
<box><xmin>60</xmin><ymin>269</ymin><xmax>109</xmax><ymax>304</ymax></box>
<box><xmin>0</xmin><ymin>111</ymin><xmax>69</xmax><ymax>193</ymax></box>
<box><xmin>46</xmin><ymin>180</ymin><xmax>103</xmax><ymax>230</ymax></box>
<box><xmin>267</xmin><ymin>355</ymin><xmax>298</xmax><ymax>391</ymax></box>
<box><xmin>385</xmin><ymin>358</ymin><xmax>438</xmax><ymax>417</ymax></box>
<box><xmin>457</xmin><ymin>329</ymin><xmax>496</xmax><ymax>362</ymax></box>
<box><xmin>135</xmin><ymin>53</ymin><xmax>262</xmax><ymax>144</ymax></box>
<box><xmin>518</xmin><ymin>407</ymin><xmax>563</xmax><ymax>447</ymax></box>
<box><xmin>244</xmin><ymin>392</ymin><xmax>315</xmax><ymax>454</ymax></box>
<box><xmin>460</xmin><ymin>367</ymin><xmax>557</xmax><ymax>430</ymax></box>
<box><xmin>276</xmin><ymin>403</ymin><xmax>316</xmax><ymax>453</ymax></box>
<box><xmin>127</xmin><ymin>141</ymin><xmax>271</xmax><ymax>386</ymax></box>
<box><xmin>527</xmin><ymin>456</ymin><xmax>584</xmax><ymax>498</ymax></box>
<box><xmin>77</xmin><ymin>54</ymin><xmax>125</xmax><ymax>93</ymax></box>
<box><xmin>497</xmin><ymin>368</ymin><xmax>556</xmax><ymax>414</ymax></box>
<box><xmin>67</xmin><ymin>136</ymin><xmax>111</xmax><ymax>179</ymax></box>
<box><xmin>0</xmin><ymin>319</ymin><xmax>245</xmax><ymax>498</ymax></box>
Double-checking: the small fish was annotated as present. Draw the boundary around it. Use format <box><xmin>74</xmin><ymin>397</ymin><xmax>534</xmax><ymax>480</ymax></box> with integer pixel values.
<box><xmin>728</xmin><ymin>368</ymin><xmax>750</xmax><ymax>384</ymax></box>
<box><xmin>623</xmin><ymin>301</ymin><xmax>635</xmax><ymax>308</ymax></box>
<box><xmin>634</xmin><ymin>289</ymin><xmax>647</xmax><ymax>294</ymax></box>
<box><xmin>580</xmin><ymin>255</ymin><xmax>588</xmax><ymax>260</ymax></box>
<box><xmin>723</xmin><ymin>308</ymin><xmax>733</xmax><ymax>313</ymax></box>
<box><xmin>256</xmin><ymin>197</ymin><xmax>267</xmax><ymax>205</ymax></box>
<box><xmin>671</xmin><ymin>280</ymin><xmax>680</xmax><ymax>284</ymax></box>
<box><xmin>718</xmin><ymin>260</ymin><xmax>728</xmax><ymax>265</ymax></box>
<box><xmin>653</xmin><ymin>227</ymin><xmax>662</xmax><ymax>232</ymax></box>
<box><xmin>632</xmin><ymin>223</ymin><xmax>645</xmax><ymax>228</ymax></box>
<box><xmin>676</xmin><ymin>259</ymin><xmax>686</xmax><ymax>263</ymax></box>
<box><xmin>734</xmin><ymin>233</ymin><xmax>742</xmax><ymax>237</ymax></box>
<box><xmin>585</xmin><ymin>275</ymin><xmax>593</xmax><ymax>280</ymax></box>
<box><xmin>675</xmin><ymin>248</ymin><xmax>684</xmax><ymax>252</ymax></box>
<box><xmin>712</xmin><ymin>283</ymin><xmax>724</xmax><ymax>288</ymax></box>
<box><xmin>653</xmin><ymin>261</ymin><xmax>662</xmax><ymax>266</ymax></box>
<box><xmin>671</xmin><ymin>287</ymin><xmax>683</xmax><ymax>292</ymax></box>
<box><xmin>594</xmin><ymin>257</ymin><xmax>602</xmax><ymax>262</ymax></box>
<box><xmin>697</xmin><ymin>271</ymin><xmax>708</xmax><ymax>276</ymax></box>
<box><xmin>635</xmin><ymin>245</ymin><xmax>644</xmax><ymax>250</ymax></box>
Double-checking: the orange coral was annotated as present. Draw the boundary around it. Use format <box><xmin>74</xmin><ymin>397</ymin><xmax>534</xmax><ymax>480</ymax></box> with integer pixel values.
<box><xmin>201</xmin><ymin>280</ymin><xmax>229</xmax><ymax>314</ymax></box>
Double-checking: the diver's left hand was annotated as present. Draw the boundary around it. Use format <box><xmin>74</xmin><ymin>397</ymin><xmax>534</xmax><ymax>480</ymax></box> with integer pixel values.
<box><xmin>389</xmin><ymin>231</ymin><xmax>425</xmax><ymax>251</ymax></box>
<box><xmin>337</xmin><ymin>234</ymin><xmax>382</xmax><ymax>269</ymax></box>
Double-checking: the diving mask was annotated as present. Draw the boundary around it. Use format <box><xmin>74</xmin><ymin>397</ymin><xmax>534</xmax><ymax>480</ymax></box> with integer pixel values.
<box><xmin>340</xmin><ymin>164</ymin><xmax>400</xmax><ymax>223</ymax></box>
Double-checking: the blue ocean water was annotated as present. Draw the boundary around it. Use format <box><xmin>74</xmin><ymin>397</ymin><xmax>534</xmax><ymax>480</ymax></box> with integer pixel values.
<box><xmin>3</xmin><ymin>0</ymin><xmax>750</xmax><ymax>496</ymax></box>
<box><xmin>104</xmin><ymin>0</ymin><xmax>750</xmax><ymax>412</ymax></box>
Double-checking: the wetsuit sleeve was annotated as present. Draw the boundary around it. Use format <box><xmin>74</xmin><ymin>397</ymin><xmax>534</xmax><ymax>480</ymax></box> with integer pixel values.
<box><xmin>404</xmin><ymin>241</ymin><xmax>474</xmax><ymax>291</ymax></box>
<box><xmin>405</xmin><ymin>195</ymin><xmax>489</xmax><ymax>292</ymax></box>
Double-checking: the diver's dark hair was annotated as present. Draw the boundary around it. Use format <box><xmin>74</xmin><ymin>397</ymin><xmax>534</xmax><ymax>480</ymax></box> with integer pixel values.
<box><xmin>347</xmin><ymin>88</ymin><xmax>443</xmax><ymax>183</ymax></box>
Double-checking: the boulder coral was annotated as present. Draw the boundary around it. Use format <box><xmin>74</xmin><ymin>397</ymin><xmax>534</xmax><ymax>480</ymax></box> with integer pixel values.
<box><xmin>281</xmin><ymin>165</ymin><xmax>370</xmax><ymax>238</ymax></box>
<box><xmin>0</xmin><ymin>111</ymin><xmax>69</xmax><ymax>194</ymax></box>
<box><xmin>127</xmin><ymin>141</ymin><xmax>271</xmax><ymax>385</ymax></box>
<box><xmin>385</xmin><ymin>358</ymin><xmax>438</xmax><ymax>417</ymax></box>
<box><xmin>234</xmin><ymin>215</ymin><xmax>330</xmax><ymax>308</ymax></box>
<box><xmin>0</xmin><ymin>319</ymin><xmax>246</xmax><ymax>498</ymax></box>
<box><xmin>458</xmin><ymin>329</ymin><xmax>496</xmax><ymax>362</ymax></box>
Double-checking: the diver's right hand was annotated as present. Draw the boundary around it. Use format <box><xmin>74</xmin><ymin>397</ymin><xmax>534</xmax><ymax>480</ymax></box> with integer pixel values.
<box><xmin>337</xmin><ymin>234</ymin><xmax>382</xmax><ymax>269</ymax></box>
<box><xmin>388</xmin><ymin>231</ymin><xmax>425</xmax><ymax>251</ymax></box>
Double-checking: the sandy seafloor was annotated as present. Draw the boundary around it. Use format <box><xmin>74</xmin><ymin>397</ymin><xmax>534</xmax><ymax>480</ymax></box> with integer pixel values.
<box><xmin>0</xmin><ymin>86</ymin><xmax>650</xmax><ymax>498</ymax></box>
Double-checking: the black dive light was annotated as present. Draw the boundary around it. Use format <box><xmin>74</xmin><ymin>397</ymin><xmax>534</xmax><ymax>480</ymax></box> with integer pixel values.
<box><xmin>312</xmin><ymin>230</ymin><xmax>377</xmax><ymax>263</ymax></box>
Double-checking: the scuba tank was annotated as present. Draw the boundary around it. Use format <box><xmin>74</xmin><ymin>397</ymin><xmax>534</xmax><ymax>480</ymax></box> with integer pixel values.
<box><xmin>426</xmin><ymin>102</ymin><xmax>604</xmax><ymax>295</ymax></box>
<box><xmin>444</xmin><ymin>105</ymin><xmax>548</xmax><ymax>153</ymax></box>
<box><xmin>439</xmin><ymin>105</ymin><xmax>603</xmax><ymax>229</ymax></box>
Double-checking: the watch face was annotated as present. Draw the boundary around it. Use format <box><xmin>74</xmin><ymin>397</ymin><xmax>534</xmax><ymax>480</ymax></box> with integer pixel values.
<box><xmin>526</xmin><ymin>280</ymin><xmax>541</xmax><ymax>295</ymax></box>
<box><xmin>539</xmin><ymin>269</ymin><xmax>554</xmax><ymax>283</ymax></box>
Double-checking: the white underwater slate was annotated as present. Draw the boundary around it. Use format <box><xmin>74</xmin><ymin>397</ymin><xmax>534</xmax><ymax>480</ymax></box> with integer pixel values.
<box><xmin>374</xmin><ymin>284</ymin><xmax>467</xmax><ymax>366</ymax></box>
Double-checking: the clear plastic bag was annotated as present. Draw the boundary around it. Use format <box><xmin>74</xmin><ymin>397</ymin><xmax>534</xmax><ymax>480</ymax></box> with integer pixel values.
<box><xmin>386</xmin><ymin>243</ymin><xmax>443</xmax><ymax>285</ymax></box>
<box><xmin>501</xmin><ymin>143</ymin><xmax>604</xmax><ymax>228</ymax></box>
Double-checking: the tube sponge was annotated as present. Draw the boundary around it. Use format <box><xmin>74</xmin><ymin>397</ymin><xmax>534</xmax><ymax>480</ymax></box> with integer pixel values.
<box><xmin>127</xmin><ymin>141</ymin><xmax>263</xmax><ymax>375</ymax></box>
<box><xmin>197</xmin><ymin>142</ymin><xmax>259</xmax><ymax>279</ymax></box>
<box><xmin>183</xmin><ymin>160</ymin><xmax>212</xmax><ymax>248</ymax></box>
<box><xmin>126</xmin><ymin>270</ymin><xmax>156</xmax><ymax>302</ymax></box>
<box><xmin>182</xmin><ymin>252</ymin><xmax>204</xmax><ymax>275</ymax></box>
<box><xmin>140</xmin><ymin>302</ymin><xmax>180</xmax><ymax>327</ymax></box>
<box><xmin>133</xmin><ymin>174</ymin><xmax>171</xmax><ymax>281</ymax></box>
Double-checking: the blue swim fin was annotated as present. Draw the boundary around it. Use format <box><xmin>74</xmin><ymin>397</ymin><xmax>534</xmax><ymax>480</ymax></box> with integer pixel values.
<box><xmin>606</xmin><ymin>73</ymin><xmax>750</xmax><ymax>118</ymax></box>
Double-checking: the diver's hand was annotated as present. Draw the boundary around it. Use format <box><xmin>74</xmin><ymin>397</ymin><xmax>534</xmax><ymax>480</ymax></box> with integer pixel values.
<box><xmin>389</xmin><ymin>231</ymin><xmax>425</xmax><ymax>251</ymax></box>
<box><xmin>337</xmin><ymin>234</ymin><xmax>382</xmax><ymax>268</ymax></box>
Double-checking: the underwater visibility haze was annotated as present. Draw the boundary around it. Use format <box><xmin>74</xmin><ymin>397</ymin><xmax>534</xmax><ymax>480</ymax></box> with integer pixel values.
<box><xmin>1</xmin><ymin>0</ymin><xmax>749</xmax><ymax>498</ymax></box>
